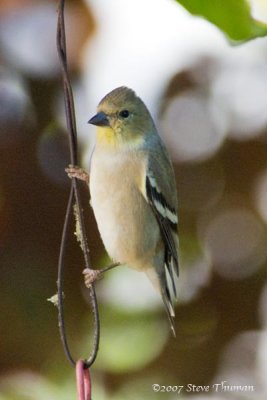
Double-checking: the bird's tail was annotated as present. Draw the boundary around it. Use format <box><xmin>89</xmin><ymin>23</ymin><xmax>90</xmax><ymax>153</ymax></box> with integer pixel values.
<box><xmin>160</xmin><ymin>275</ymin><xmax>176</xmax><ymax>337</ymax></box>
<box><xmin>145</xmin><ymin>266</ymin><xmax>176</xmax><ymax>336</ymax></box>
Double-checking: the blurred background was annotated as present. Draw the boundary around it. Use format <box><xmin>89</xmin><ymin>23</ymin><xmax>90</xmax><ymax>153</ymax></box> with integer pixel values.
<box><xmin>1</xmin><ymin>0</ymin><xmax>267</xmax><ymax>398</ymax></box>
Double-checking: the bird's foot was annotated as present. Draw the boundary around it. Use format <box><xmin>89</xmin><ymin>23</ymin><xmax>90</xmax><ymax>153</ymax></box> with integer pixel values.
<box><xmin>65</xmin><ymin>165</ymin><xmax>89</xmax><ymax>184</ymax></box>
<box><xmin>82</xmin><ymin>263</ymin><xmax>120</xmax><ymax>288</ymax></box>
<box><xmin>83</xmin><ymin>268</ymin><xmax>102</xmax><ymax>287</ymax></box>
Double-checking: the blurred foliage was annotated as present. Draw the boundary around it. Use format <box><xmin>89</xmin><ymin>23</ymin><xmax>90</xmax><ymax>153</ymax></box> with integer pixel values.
<box><xmin>176</xmin><ymin>0</ymin><xmax>267</xmax><ymax>41</ymax></box>
<box><xmin>93</xmin><ymin>306</ymin><xmax>169</xmax><ymax>373</ymax></box>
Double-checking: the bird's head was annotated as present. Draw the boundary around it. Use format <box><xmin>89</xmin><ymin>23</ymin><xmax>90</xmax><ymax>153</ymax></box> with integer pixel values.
<box><xmin>88</xmin><ymin>86</ymin><xmax>154</xmax><ymax>147</ymax></box>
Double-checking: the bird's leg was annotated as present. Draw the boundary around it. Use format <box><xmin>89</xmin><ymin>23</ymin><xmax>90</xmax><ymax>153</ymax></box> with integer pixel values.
<box><xmin>83</xmin><ymin>262</ymin><xmax>120</xmax><ymax>288</ymax></box>
<box><xmin>65</xmin><ymin>164</ymin><xmax>90</xmax><ymax>184</ymax></box>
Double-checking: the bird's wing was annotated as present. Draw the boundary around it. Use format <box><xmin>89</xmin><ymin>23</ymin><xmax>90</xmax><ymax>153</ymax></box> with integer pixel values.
<box><xmin>145</xmin><ymin>169</ymin><xmax>179</xmax><ymax>279</ymax></box>
<box><xmin>145</xmin><ymin>148</ymin><xmax>179</xmax><ymax>334</ymax></box>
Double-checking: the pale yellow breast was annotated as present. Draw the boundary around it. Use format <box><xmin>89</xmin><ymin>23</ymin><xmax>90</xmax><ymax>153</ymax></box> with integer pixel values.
<box><xmin>89</xmin><ymin>148</ymin><xmax>159</xmax><ymax>268</ymax></box>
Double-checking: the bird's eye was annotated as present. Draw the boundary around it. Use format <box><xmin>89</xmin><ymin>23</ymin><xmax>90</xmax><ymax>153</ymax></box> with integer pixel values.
<box><xmin>119</xmin><ymin>109</ymin><xmax>130</xmax><ymax>118</ymax></box>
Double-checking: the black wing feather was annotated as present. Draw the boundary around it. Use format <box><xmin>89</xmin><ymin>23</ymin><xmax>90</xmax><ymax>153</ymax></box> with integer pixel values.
<box><xmin>145</xmin><ymin>175</ymin><xmax>179</xmax><ymax>279</ymax></box>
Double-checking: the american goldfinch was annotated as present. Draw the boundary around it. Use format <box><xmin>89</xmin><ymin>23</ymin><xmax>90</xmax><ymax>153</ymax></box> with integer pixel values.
<box><xmin>68</xmin><ymin>87</ymin><xmax>179</xmax><ymax>334</ymax></box>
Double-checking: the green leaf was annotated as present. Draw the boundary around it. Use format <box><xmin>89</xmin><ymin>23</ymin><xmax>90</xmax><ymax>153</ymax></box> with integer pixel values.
<box><xmin>175</xmin><ymin>0</ymin><xmax>267</xmax><ymax>42</ymax></box>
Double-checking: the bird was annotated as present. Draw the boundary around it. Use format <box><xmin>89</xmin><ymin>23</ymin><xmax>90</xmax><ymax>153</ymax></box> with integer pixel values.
<box><xmin>67</xmin><ymin>86</ymin><xmax>179</xmax><ymax>335</ymax></box>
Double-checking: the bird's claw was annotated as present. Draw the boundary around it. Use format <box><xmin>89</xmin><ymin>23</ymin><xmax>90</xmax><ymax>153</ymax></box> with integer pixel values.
<box><xmin>82</xmin><ymin>268</ymin><xmax>102</xmax><ymax>287</ymax></box>
<box><xmin>65</xmin><ymin>165</ymin><xmax>89</xmax><ymax>184</ymax></box>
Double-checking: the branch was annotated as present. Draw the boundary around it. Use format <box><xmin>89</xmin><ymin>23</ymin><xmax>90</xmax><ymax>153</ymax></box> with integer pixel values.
<box><xmin>56</xmin><ymin>0</ymin><xmax>100</xmax><ymax>368</ymax></box>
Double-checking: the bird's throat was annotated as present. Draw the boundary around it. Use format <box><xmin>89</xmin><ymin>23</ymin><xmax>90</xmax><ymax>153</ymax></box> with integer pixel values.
<box><xmin>96</xmin><ymin>127</ymin><xmax>117</xmax><ymax>147</ymax></box>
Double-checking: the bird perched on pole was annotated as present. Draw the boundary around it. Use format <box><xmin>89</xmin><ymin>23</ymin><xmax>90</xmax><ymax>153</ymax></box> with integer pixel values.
<box><xmin>67</xmin><ymin>86</ymin><xmax>179</xmax><ymax>335</ymax></box>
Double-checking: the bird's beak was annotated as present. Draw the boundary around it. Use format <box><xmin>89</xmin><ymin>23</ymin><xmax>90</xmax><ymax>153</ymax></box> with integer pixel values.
<box><xmin>88</xmin><ymin>111</ymin><xmax>110</xmax><ymax>127</ymax></box>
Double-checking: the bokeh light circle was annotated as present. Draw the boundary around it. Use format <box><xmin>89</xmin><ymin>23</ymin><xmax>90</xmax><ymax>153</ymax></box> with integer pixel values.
<box><xmin>199</xmin><ymin>208</ymin><xmax>267</xmax><ymax>280</ymax></box>
<box><xmin>161</xmin><ymin>92</ymin><xmax>227</xmax><ymax>162</ymax></box>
